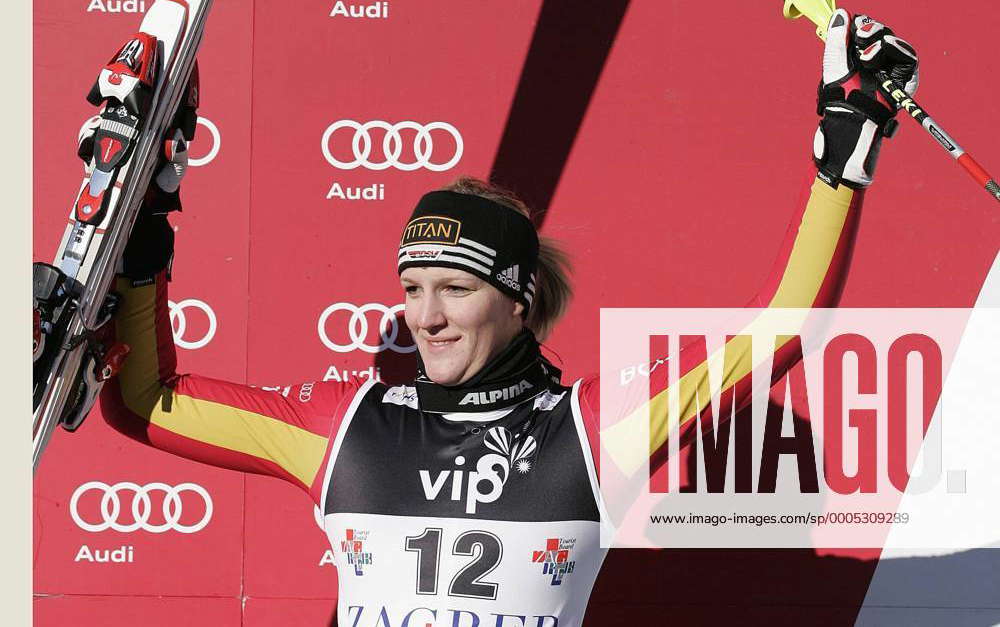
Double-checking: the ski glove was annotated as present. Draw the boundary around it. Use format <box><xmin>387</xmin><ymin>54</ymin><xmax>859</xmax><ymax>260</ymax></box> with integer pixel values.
<box><xmin>813</xmin><ymin>11</ymin><xmax>919</xmax><ymax>189</ymax></box>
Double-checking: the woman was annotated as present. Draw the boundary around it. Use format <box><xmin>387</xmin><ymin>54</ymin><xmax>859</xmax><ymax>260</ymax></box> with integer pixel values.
<box><xmin>101</xmin><ymin>12</ymin><xmax>917</xmax><ymax>625</ymax></box>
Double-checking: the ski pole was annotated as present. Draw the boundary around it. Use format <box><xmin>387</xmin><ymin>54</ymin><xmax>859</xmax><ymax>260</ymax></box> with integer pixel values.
<box><xmin>872</xmin><ymin>70</ymin><xmax>1000</xmax><ymax>202</ymax></box>
<box><xmin>783</xmin><ymin>0</ymin><xmax>1000</xmax><ymax>203</ymax></box>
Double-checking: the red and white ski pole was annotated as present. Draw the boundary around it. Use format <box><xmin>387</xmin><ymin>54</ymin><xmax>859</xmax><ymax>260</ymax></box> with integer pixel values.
<box><xmin>784</xmin><ymin>0</ymin><xmax>1000</xmax><ymax>204</ymax></box>
<box><xmin>873</xmin><ymin>71</ymin><xmax>1000</xmax><ymax>202</ymax></box>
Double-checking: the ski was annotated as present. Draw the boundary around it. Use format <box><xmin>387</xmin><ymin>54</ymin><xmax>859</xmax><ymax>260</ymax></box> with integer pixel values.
<box><xmin>32</xmin><ymin>0</ymin><xmax>214</xmax><ymax>473</ymax></box>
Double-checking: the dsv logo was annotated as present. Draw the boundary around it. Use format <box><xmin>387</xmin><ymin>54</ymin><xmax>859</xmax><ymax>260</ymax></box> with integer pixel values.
<box><xmin>317</xmin><ymin>303</ymin><xmax>415</xmax><ymax>354</ymax></box>
<box><xmin>76</xmin><ymin>115</ymin><xmax>220</xmax><ymax>167</ymax></box>
<box><xmin>70</xmin><ymin>481</ymin><xmax>213</xmax><ymax>534</ymax></box>
<box><xmin>169</xmin><ymin>299</ymin><xmax>217</xmax><ymax>350</ymax></box>
<box><xmin>321</xmin><ymin>120</ymin><xmax>463</xmax><ymax>171</ymax></box>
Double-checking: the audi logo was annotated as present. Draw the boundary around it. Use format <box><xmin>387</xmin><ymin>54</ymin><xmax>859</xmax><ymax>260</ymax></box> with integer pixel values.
<box><xmin>169</xmin><ymin>299</ymin><xmax>217</xmax><ymax>350</ymax></box>
<box><xmin>321</xmin><ymin>120</ymin><xmax>463</xmax><ymax>172</ymax></box>
<box><xmin>317</xmin><ymin>302</ymin><xmax>415</xmax><ymax>354</ymax></box>
<box><xmin>70</xmin><ymin>481</ymin><xmax>213</xmax><ymax>534</ymax></box>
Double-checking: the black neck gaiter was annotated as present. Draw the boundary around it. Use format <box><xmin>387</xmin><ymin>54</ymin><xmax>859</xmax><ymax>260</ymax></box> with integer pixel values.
<box><xmin>414</xmin><ymin>330</ymin><xmax>562</xmax><ymax>413</ymax></box>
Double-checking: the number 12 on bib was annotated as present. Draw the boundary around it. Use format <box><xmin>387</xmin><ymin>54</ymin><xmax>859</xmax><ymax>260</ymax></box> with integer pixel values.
<box><xmin>32</xmin><ymin>0</ymin><xmax>214</xmax><ymax>473</ymax></box>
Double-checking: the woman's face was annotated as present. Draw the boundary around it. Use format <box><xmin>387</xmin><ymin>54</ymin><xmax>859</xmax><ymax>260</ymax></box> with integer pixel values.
<box><xmin>401</xmin><ymin>266</ymin><xmax>524</xmax><ymax>386</ymax></box>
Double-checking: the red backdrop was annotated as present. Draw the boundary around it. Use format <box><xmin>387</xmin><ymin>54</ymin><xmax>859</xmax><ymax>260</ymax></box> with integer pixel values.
<box><xmin>33</xmin><ymin>1</ymin><xmax>1000</xmax><ymax>625</ymax></box>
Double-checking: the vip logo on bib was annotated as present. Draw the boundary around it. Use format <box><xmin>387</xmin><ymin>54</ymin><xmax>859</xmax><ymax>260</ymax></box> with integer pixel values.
<box><xmin>419</xmin><ymin>427</ymin><xmax>538</xmax><ymax>514</ymax></box>
<box><xmin>532</xmin><ymin>537</ymin><xmax>577</xmax><ymax>585</ymax></box>
<box><xmin>340</xmin><ymin>528</ymin><xmax>373</xmax><ymax>576</ymax></box>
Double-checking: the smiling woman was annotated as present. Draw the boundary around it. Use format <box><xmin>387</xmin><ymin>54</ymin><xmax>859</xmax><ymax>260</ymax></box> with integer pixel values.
<box><xmin>399</xmin><ymin>178</ymin><xmax>572</xmax><ymax>385</ymax></box>
<box><xmin>401</xmin><ymin>266</ymin><xmax>522</xmax><ymax>385</ymax></box>
<box><xmin>98</xmin><ymin>8</ymin><xmax>918</xmax><ymax>625</ymax></box>
<box><xmin>102</xmin><ymin>162</ymin><xmax>863</xmax><ymax>624</ymax></box>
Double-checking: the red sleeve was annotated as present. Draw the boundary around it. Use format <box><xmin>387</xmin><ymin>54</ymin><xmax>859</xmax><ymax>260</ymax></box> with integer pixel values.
<box><xmin>100</xmin><ymin>271</ymin><xmax>361</xmax><ymax>502</ymax></box>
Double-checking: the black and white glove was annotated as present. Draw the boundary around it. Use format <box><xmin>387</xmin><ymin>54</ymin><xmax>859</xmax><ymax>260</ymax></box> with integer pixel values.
<box><xmin>78</xmin><ymin>120</ymin><xmax>190</xmax><ymax>282</ymax></box>
<box><xmin>813</xmin><ymin>11</ymin><xmax>919</xmax><ymax>189</ymax></box>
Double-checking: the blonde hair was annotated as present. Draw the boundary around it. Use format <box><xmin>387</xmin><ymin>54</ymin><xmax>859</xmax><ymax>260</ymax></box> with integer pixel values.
<box><xmin>441</xmin><ymin>177</ymin><xmax>573</xmax><ymax>341</ymax></box>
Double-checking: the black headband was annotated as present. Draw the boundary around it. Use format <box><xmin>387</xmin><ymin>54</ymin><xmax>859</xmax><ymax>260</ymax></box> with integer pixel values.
<box><xmin>397</xmin><ymin>191</ymin><xmax>540</xmax><ymax>310</ymax></box>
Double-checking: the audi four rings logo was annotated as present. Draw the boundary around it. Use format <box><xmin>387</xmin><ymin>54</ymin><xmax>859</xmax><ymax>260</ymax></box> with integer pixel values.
<box><xmin>70</xmin><ymin>481</ymin><xmax>213</xmax><ymax>534</ymax></box>
<box><xmin>318</xmin><ymin>303</ymin><xmax>415</xmax><ymax>354</ymax></box>
<box><xmin>169</xmin><ymin>299</ymin><xmax>217</xmax><ymax>350</ymax></box>
<box><xmin>321</xmin><ymin>120</ymin><xmax>463</xmax><ymax>171</ymax></box>
<box><xmin>78</xmin><ymin>115</ymin><xmax>220</xmax><ymax>167</ymax></box>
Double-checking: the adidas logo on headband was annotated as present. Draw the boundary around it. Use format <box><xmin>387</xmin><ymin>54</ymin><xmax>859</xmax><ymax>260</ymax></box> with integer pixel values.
<box><xmin>496</xmin><ymin>264</ymin><xmax>521</xmax><ymax>291</ymax></box>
